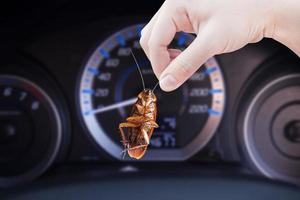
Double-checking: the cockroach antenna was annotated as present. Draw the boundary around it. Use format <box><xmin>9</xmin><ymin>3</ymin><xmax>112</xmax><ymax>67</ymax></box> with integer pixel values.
<box><xmin>130</xmin><ymin>48</ymin><xmax>146</xmax><ymax>91</ymax></box>
<box><xmin>152</xmin><ymin>81</ymin><xmax>160</xmax><ymax>93</ymax></box>
<box><xmin>120</xmin><ymin>143</ymin><xmax>129</xmax><ymax>159</ymax></box>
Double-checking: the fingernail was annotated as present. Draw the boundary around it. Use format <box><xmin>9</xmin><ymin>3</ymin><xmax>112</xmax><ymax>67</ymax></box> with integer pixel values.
<box><xmin>160</xmin><ymin>74</ymin><xmax>177</xmax><ymax>91</ymax></box>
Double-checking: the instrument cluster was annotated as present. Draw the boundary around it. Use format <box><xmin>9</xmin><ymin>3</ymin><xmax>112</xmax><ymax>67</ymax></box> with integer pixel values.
<box><xmin>0</xmin><ymin>12</ymin><xmax>299</xmax><ymax>187</ymax></box>
<box><xmin>78</xmin><ymin>24</ymin><xmax>225</xmax><ymax>160</ymax></box>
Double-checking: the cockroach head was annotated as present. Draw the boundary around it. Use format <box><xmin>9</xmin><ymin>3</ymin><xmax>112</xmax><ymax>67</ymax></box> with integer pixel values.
<box><xmin>138</xmin><ymin>89</ymin><xmax>157</xmax><ymax>101</ymax></box>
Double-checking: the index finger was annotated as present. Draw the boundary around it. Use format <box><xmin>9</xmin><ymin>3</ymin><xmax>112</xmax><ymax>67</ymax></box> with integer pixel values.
<box><xmin>147</xmin><ymin>14</ymin><xmax>177</xmax><ymax>78</ymax></box>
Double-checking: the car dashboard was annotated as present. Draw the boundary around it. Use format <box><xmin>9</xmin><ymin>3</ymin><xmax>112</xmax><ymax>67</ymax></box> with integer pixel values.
<box><xmin>0</xmin><ymin>0</ymin><xmax>300</xmax><ymax>199</ymax></box>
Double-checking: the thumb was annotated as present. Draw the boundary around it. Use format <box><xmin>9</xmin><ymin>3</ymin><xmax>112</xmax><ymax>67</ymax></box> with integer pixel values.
<box><xmin>159</xmin><ymin>28</ymin><xmax>215</xmax><ymax>92</ymax></box>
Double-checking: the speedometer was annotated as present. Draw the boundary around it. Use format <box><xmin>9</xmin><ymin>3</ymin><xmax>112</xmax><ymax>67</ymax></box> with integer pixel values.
<box><xmin>78</xmin><ymin>24</ymin><xmax>225</xmax><ymax>160</ymax></box>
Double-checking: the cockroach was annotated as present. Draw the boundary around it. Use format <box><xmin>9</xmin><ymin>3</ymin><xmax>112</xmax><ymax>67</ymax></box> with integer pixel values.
<box><xmin>118</xmin><ymin>49</ymin><xmax>159</xmax><ymax>160</ymax></box>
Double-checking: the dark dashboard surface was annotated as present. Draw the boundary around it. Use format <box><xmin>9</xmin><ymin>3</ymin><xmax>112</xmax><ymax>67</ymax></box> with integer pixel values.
<box><xmin>0</xmin><ymin>0</ymin><xmax>300</xmax><ymax>199</ymax></box>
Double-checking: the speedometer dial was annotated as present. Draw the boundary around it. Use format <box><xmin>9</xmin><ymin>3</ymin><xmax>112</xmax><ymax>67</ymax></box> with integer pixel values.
<box><xmin>78</xmin><ymin>24</ymin><xmax>225</xmax><ymax>160</ymax></box>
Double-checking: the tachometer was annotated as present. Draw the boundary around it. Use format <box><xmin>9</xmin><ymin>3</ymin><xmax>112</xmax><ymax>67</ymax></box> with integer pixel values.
<box><xmin>0</xmin><ymin>74</ymin><xmax>64</xmax><ymax>187</ymax></box>
<box><xmin>78</xmin><ymin>24</ymin><xmax>225</xmax><ymax>160</ymax></box>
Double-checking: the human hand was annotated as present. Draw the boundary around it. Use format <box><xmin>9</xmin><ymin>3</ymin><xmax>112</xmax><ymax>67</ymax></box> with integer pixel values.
<box><xmin>140</xmin><ymin>0</ymin><xmax>299</xmax><ymax>92</ymax></box>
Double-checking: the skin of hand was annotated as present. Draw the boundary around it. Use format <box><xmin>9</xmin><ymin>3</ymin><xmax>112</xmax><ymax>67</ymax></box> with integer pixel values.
<box><xmin>140</xmin><ymin>0</ymin><xmax>300</xmax><ymax>92</ymax></box>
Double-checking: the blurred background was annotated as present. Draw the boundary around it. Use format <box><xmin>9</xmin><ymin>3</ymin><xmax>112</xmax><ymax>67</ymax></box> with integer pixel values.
<box><xmin>0</xmin><ymin>0</ymin><xmax>300</xmax><ymax>199</ymax></box>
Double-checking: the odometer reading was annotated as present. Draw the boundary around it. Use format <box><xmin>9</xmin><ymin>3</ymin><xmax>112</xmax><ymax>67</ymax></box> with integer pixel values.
<box><xmin>78</xmin><ymin>24</ymin><xmax>225</xmax><ymax>160</ymax></box>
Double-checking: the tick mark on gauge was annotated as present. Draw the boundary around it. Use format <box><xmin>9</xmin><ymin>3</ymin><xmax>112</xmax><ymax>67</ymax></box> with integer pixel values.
<box><xmin>99</xmin><ymin>49</ymin><xmax>110</xmax><ymax>59</ymax></box>
<box><xmin>204</xmin><ymin>67</ymin><xmax>218</xmax><ymax>75</ymax></box>
<box><xmin>208</xmin><ymin>108</ymin><xmax>221</xmax><ymax>116</ymax></box>
<box><xmin>87</xmin><ymin>67</ymin><xmax>100</xmax><ymax>75</ymax></box>
<box><xmin>116</xmin><ymin>35</ymin><xmax>126</xmax><ymax>46</ymax></box>
<box><xmin>209</xmin><ymin>89</ymin><xmax>223</xmax><ymax>94</ymax></box>
<box><xmin>82</xmin><ymin>89</ymin><xmax>95</xmax><ymax>94</ymax></box>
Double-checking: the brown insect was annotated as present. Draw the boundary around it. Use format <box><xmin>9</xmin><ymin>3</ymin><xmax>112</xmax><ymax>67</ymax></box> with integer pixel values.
<box><xmin>118</xmin><ymin>49</ymin><xmax>159</xmax><ymax>159</ymax></box>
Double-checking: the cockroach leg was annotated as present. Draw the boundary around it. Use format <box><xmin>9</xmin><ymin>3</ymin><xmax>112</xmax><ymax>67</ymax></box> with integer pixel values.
<box><xmin>120</xmin><ymin>142</ymin><xmax>131</xmax><ymax>159</ymax></box>
<box><xmin>146</xmin><ymin>120</ymin><xmax>159</xmax><ymax>128</ymax></box>
<box><xmin>119</xmin><ymin>122</ymin><xmax>141</xmax><ymax>158</ymax></box>
<box><xmin>120</xmin><ymin>146</ymin><xmax>129</xmax><ymax>159</ymax></box>
<box><xmin>120</xmin><ymin>148</ymin><xmax>126</xmax><ymax>158</ymax></box>
<box><xmin>141</xmin><ymin>98</ymin><xmax>147</xmax><ymax>107</ymax></box>
<box><xmin>119</xmin><ymin>122</ymin><xmax>140</xmax><ymax>145</ymax></box>
<box><xmin>126</xmin><ymin>116</ymin><xmax>144</xmax><ymax>124</ymax></box>
<box><xmin>135</xmin><ymin>104</ymin><xmax>144</xmax><ymax>113</ymax></box>
<box><xmin>119</xmin><ymin>122</ymin><xmax>140</xmax><ymax>128</ymax></box>
<box><xmin>141</xmin><ymin>129</ymin><xmax>150</xmax><ymax>145</ymax></box>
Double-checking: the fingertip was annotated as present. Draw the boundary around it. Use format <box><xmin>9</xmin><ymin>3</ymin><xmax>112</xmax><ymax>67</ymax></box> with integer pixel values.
<box><xmin>158</xmin><ymin>29</ymin><xmax>215</xmax><ymax>92</ymax></box>
<box><xmin>159</xmin><ymin>74</ymin><xmax>179</xmax><ymax>92</ymax></box>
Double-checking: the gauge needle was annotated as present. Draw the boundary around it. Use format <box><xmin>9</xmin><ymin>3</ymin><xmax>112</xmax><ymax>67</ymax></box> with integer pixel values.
<box><xmin>91</xmin><ymin>97</ymin><xmax>137</xmax><ymax>114</ymax></box>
